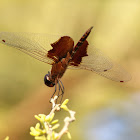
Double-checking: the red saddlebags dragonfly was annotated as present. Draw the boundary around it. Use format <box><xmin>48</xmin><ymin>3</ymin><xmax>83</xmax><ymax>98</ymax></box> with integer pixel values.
<box><xmin>0</xmin><ymin>27</ymin><xmax>131</xmax><ymax>102</ymax></box>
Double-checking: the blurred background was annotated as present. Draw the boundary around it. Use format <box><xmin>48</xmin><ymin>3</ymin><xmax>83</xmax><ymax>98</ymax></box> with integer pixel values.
<box><xmin>0</xmin><ymin>0</ymin><xmax>139</xmax><ymax>139</ymax></box>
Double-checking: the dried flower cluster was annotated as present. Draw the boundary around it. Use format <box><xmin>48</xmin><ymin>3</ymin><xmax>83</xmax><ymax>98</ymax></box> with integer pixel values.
<box><xmin>30</xmin><ymin>96</ymin><xmax>76</xmax><ymax>140</ymax></box>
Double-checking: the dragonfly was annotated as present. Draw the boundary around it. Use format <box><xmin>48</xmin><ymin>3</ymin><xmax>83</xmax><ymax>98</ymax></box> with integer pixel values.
<box><xmin>0</xmin><ymin>27</ymin><xmax>131</xmax><ymax>102</ymax></box>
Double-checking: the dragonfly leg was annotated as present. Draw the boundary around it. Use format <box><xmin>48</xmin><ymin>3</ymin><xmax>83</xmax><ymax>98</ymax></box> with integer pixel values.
<box><xmin>58</xmin><ymin>80</ymin><xmax>65</xmax><ymax>104</ymax></box>
<box><xmin>59</xmin><ymin>80</ymin><xmax>65</xmax><ymax>93</ymax></box>
<box><xmin>50</xmin><ymin>79</ymin><xmax>58</xmax><ymax>103</ymax></box>
<box><xmin>55</xmin><ymin>80</ymin><xmax>61</xmax><ymax>104</ymax></box>
<box><xmin>50</xmin><ymin>79</ymin><xmax>65</xmax><ymax>104</ymax></box>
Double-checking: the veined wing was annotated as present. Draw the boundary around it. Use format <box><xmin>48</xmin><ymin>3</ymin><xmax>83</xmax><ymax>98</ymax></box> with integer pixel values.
<box><xmin>69</xmin><ymin>44</ymin><xmax>113</xmax><ymax>71</ymax></box>
<box><xmin>69</xmin><ymin>44</ymin><xmax>131</xmax><ymax>82</ymax></box>
<box><xmin>0</xmin><ymin>32</ymin><xmax>62</xmax><ymax>64</ymax></box>
<box><xmin>95</xmin><ymin>62</ymin><xmax>131</xmax><ymax>82</ymax></box>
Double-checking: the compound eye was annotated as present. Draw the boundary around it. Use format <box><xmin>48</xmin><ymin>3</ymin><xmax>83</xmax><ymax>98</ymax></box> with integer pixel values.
<box><xmin>44</xmin><ymin>74</ymin><xmax>55</xmax><ymax>87</ymax></box>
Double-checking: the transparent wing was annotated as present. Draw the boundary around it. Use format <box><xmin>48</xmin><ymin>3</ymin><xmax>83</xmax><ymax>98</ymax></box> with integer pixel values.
<box><xmin>69</xmin><ymin>44</ymin><xmax>131</xmax><ymax>82</ymax></box>
<box><xmin>69</xmin><ymin>45</ymin><xmax>113</xmax><ymax>71</ymax></box>
<box><xmin>95</xmin><ymin>62</ymin><xmax>131</xmax><ymax>82</ymax></box>
<box><xmin>0</xmin><ymin>32</ymin><xmax>62</xmax><ymax>64</ymax></box>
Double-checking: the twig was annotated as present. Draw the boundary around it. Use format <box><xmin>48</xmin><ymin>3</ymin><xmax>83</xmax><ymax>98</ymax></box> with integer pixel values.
<box><xmin>58</xmin><ymin>110</ymin><xmax>75</xmax><ymax>140</ymax></box>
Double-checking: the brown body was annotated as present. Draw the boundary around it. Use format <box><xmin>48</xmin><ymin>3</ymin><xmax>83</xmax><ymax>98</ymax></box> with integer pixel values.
<box><xmin>47</xmin><ymin>27</ymin><xmax>93</xmax><ymax>86</ymax></box>
<box><xmin>50</xmin><ymin>52</ymin><xmax>71</xmax><ymax>83</ymax></box>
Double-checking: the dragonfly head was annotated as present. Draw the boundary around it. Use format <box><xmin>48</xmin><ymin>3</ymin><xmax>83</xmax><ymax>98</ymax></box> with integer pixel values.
<box><xmin>44</xmin><ymin>72</ymin><xmax>55</xmax><ymax>87</ymax></box>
